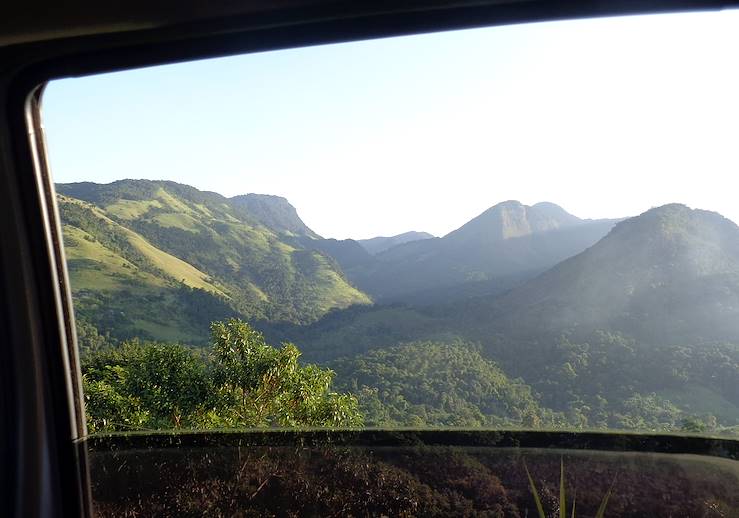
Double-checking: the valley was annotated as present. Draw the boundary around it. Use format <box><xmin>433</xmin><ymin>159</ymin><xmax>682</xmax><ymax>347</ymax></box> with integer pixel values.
<box><xmin>59</xmin><ymin>180</ymin><xmax>739</xmax><ymax>435</ymax></box>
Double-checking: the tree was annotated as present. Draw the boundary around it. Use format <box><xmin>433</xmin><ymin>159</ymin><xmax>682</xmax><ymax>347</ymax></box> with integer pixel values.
<box><xmin>680</xmin><ymin>416</ymin><xmax>708</xmax><ymax>433</ymax></box>
<box><xmin>82</xmin><ymin>340</ymin><xmax>211</xmax><ymax>431</ymax></box>
<box><xmin>82</xmin><ymin>319</ymin><xmax>362</xmax><ymax>432</ymax></box>
<box><xmin>210</xmin><ymin>319</ymin><xmax>362</xmax><ymax>427</ymax></box>
<box><xmin>84</xmin><ymin>376</ymin><xmax>150</xmax><ymax>433</ymax></box>
<box><xmin>123</xmin><ymin>341</ymin><xmax>211</xmax><ymax>427</ymax></box>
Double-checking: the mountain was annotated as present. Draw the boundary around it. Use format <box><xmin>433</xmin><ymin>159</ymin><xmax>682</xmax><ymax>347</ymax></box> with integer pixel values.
<box><xmin>346</xmin><ymin>201</ymin><xmax>619</xmax><ymax>302</ymax></box>
<box><xmin>57</xmin><ymin>180</ymin><xmax>371</xmax><ymax>343</ymax></box>
<box><xmin>358</xmin><ymin>231</ymin><xmax>434</xmax><ymax>255</ymax></box>
<box><xmin>475</xmin><ymin>204</ymin><xmax>739</xmax><ymax>343</ymax></box>
<box><xmin>298</xmin><ymin>237</ymin><xmax>377</xmax><ymax>272</ymax></box>
<box><xmin>445</xmin><ymin>204</ymin><xmax>739</xmax><ymax>426</ymax></box>
<box><xmin>62</xmin><ymin>183</ymin><xmax>739</xmax><ymax>431</ymax></box>
<box><xmin>229</xmin><ymin>193</ymin><xmax>321</xmax><ymax>238</ymax></box>
<box><xmin>271</xmin><ymin>204</ymin><xmax>739</xmax><ymax>429</ymax></box>
<box><xmin>444</xmin><ymin>200</ymin><xmax>582</xmax><ymax>243</ymax></box>
<box><xmin>60</xmin><ymin>194</ymin><xmax>239</xmax><ymax>343</ymax></box>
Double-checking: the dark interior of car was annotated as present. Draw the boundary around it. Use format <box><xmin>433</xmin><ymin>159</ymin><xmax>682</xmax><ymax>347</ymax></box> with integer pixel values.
<box><xmin>2</xmin><ymin>1</ymin><xmax>739</xmax><ymax>516</ymax></box>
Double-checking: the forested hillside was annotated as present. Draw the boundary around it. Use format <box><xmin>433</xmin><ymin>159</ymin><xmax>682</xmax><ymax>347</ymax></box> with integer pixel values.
<box><xmin>58</xmin><ymin>180</ymin><xmax>370</xmax><ymax>342</ymax></box>
<box><xmin>472</xmin><ymin>204</ymin><xmax>739</xmax><ymax>343</ymax></box>
<box><xmin>269</xmin><ymin>205</ymin><xmax>739</xmax><ymax>433</ymax></box>
<box><xmin>331</xmin><ymin>341</ymin><xmax>551</xmax><ymax>427</ymax></box>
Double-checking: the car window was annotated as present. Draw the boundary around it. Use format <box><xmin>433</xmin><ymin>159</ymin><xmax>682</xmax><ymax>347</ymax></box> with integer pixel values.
<box><xmin>42</xmin><ymin>10</ymin><xmax>739</xmax><ymax>516</ymax></box>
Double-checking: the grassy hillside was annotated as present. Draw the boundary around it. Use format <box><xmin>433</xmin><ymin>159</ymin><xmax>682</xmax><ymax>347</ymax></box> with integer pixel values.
<box><xmin>60</xmin><ymin>195</ymin><xmax>238</xmax><ymax>343</ymax></box>
<box><xmin>57</xmin><ymin>181</ymin><xmax>371</xmax><ymax>342</ymax></box>
<box><xmin>230</xmin><ymin>193</ymin><xmax>321</xmax><ymax>238</ymax></box>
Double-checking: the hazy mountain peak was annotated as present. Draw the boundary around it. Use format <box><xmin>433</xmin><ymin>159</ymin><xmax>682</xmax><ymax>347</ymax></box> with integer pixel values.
<box><xmin>229</xmin><ymin>193</ymin><xmax>321</xmax><ymax>239</ymax></box>
<box><xmin>531</xmin><ymin>201</ymin><xmax>562</xmax><ymax>210</ymax></box>
<box><xmin>571</xmin><ymin>203</ymin><xmax>739</xmax><ymax>279</ymax></box>
<box><xmin>358</xmin><ymin>231</ymin><xmax>435</xmax><ymax>255</ymax></box>
<box><xmin>531</xmin><ymin>202</ymin><xmax>582</xmax><ymax>224</ymax></box>
<box><xmin>494</xmin><ymin>199</ymin><xmax>525</xmax><ymax>208</ymax></box>
<box><xmin>609</xmin><ymin>203</ymin><xmax>739</xmax><ymax>246</ymax></box>
<box><xmin>446</xmin><ymin>200</ymin><xmax>583</xmax><ymax>241</ymax></box>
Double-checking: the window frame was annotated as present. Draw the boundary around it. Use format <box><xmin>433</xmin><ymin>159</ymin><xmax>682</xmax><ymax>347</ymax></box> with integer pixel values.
<box><xmin>2</xmin><ymin>1</ymin><xmax>739</xmax><ymax>516</ymax></box>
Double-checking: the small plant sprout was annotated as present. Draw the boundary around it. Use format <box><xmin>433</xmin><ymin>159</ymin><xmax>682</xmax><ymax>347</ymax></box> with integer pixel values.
<box><xmin>524</xmin><ymin>458</ymin><xmax>616</xmax><ymax>518</ymax></box>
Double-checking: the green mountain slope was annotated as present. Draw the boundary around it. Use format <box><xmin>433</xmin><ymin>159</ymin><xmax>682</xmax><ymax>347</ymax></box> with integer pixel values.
<box><xmin>58</xmin><ymin>180</ymin><xmax>739</xmax><ymax>431</ymax></box>
<box><xmin>298</xmin><ymin>237</ymin><xmax>378</xmax><ymax>272</ymax></box>
<box><xmin>229</xmin><ymin>193</ymin><xmax>321</xmax><ymax>238</ymax></box>
<box><xmin>457</xmin><ymin>204</ymin><xmax>739</xmax><ymax>426</ymax></box>
<box><xmin>259</xmin><ymin>204</ymin><xmax>739</xmax><ymax>356</ymax></box>
<box><xmin>57</xmin><ymin>180</ymin><xmax>371</xmax><ymax>342</ymax></box>
<box><xmin>60</xmin><ymin>195</ymin><xmax>237</xmax><ymax>343</ymax></box>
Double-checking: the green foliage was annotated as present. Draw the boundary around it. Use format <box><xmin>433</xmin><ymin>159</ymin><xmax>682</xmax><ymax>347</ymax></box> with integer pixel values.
<box><xmin>332</xmin><ymin>341</ymin><xmax>552</xmax><ymax>427</ymax></box>
<box><xmin>524</xmin><ymin>462</ymin><xmax>546</xmax><ymax>517</ymax></box>
<box><xmin>283</xmin><ymin>308</ymin><xmax>739</xmax><ymax>432</ymax></box>
<box><xmin>84</xmin><ymin>378</ymin><xmax>150</xmax><ymax>433</ymax></box>
<box><xmin>61</xmin><ymin>195</ymin><xmax>240</xmax><ymax>344</ymax></box>
<box><xmin>266</xmin><ymin>303</ymin><xmax>450</xmax><ymax>363</ymax></box>
<box><xmin>76</xmin><ymin>316</ymin><xmax>115</xmax><ymax>354</ymax></box>
<box><xmin>210</xmin><ymin>319</ymin><xmax>362</xmax><ymax>427</ymax></box>
<box><xmin>72</xmin><ymin>284</ymin><xmax>238</xmax><ymax>345</ymax></box>
<box><xmin>83</xmin><ymin>341</ymin><xmax>211</xmax><ymax>432</ymax></box>
<box><xmin>613</xmin><ymin>393</ymin><xmax>682</xmax><ymax>431</ymax></box>
<box><xmin>82</xmin><ymin>319</ymin><xmax>362</xmax><ymax>432</ymax></box>
<box><xmin>59</xmin><ymin>197</ymin><xmax>158</xmax><ymax>276</ymax></box>
<box><xmin>560</xmin><ymin>459</ymin><xmax>567</xmax><ymax>518</ymax></box>
<box><xmin>680</xmin><ymin>416</ymin><xmax>709</xmax><ymax>433</ymax></box>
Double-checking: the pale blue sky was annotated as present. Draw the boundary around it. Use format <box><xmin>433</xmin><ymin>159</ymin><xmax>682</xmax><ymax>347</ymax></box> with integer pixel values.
<box><xmin>43</xmin><ymin>9</ymin><xmax>739</xmax><ymax>239</ymax></box>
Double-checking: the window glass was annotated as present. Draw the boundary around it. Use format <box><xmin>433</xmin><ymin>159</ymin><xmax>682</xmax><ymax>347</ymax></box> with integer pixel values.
<box><xmin>44</xmin><ymin>10</ymin><xmax>739</xmax><ymax>515</ymax></box>
<box><xmin>44</xmin><ymin>10</ymin><xmax>739</xmax><ymax>438</ymax></box>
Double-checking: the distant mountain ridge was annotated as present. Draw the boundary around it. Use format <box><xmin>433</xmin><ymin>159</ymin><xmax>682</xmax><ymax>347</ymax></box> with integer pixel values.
<box><xmin>464</xmin><ymin>203</ymin><xmax>739</xmax><ymax>343</ymax></box>
<box><xmin>345</xmin><ymin>200</ymin><xmax>620</xmax><ymax>302</ymax></box>
<box><xmin>276</xmin><ymin>203</ymin><xmax>739</xmax><ymax>354</ymax></box>
<box><xmin>61</xmin><ymin>179</ymin><xmax>680</xmax><ymax>344</ymax></box>
<box><xmin>267</xmin><ymin>202</ymin><xmax>739</xmax><ymax>431</ymax></box>
<box><xmin>444</xmin><ymin>200</ymin><xmax>583</xmax><ymax>243</ymax></box>
<box><xmin>358</xmin><ymin>231</ymin><xmax>434</xmax><ymax>255</ymax></box>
